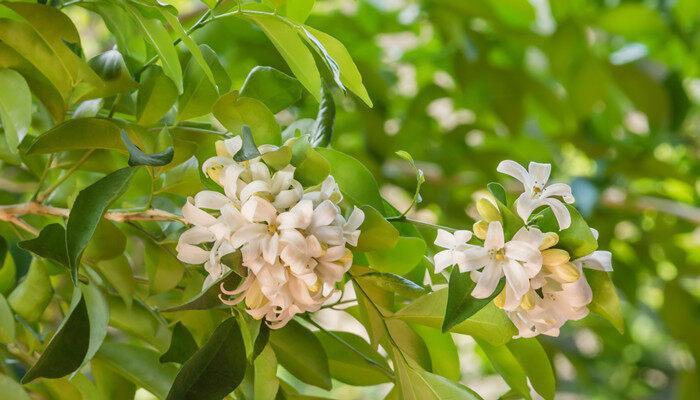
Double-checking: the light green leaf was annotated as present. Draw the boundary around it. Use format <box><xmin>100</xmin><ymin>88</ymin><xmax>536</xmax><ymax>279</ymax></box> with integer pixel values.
<box><xmin>316</xmin><ymin>147</ymin><xmax>385</xmax><ymax>212</ymax></box>
<box><xmin>586</xmin><ymin>269</ymin><xmax>624</xmax><ymax>333</ymax></box>
<box><xmin>0</xmin><ymin>293</ymin><xmax>15</xmax><ymax>344</ymax></box>
<box><xmin>143</xmin><ymin>239</ymin><xmax>184</xmax><ymax>294</ymax></box>
<box><xmin>506</xmin><ymin>338</ymin><xmax>556</xmax><ymax>400</ymax></box>
<box><xmin>393</xmin><ymin>288</ymin><xmax>516</xmax><ymax>346</ymax></box>
<box><xmin>91</xmin><ymin>358</ymin><xmax>136</xmax><ymax>400</ymax></box>
<box><xmin>66</xmin><ymin>167</ymin><xmax>137</xmax><ymax>283</ymax></box>
<box><xmin>84</xmin><ymin>220</ymin><xmax>126</xmax><ymax>262</ymax></box>
<box><xmin>136</xmin><ymin>65</ymin><xmax>178</xmax><ymax>125</ymax></box>
<box><xmin>126</xmin><ymin>4</ymin><xmax>182</xmax><ymax>92</ymax></box>
<box><xmin>0</xmin><ymin>237</ymin><xmax>16</xmax><ymax>295</ymax></box>
<box><xmin>177</xmin><ymin>44</ymin><xmax>230</xmax><ymax>121</ymax></box>
<box><xmin>254</xmin><ymin>345</ymin><xmax>279</xmax><ymax>400</ymax></box>
<box><xmin>284</xmin><ymin>0</ymin><xmax>315</xmax><ymax>23</ymax></box>
<box><xmin>412</xmin><ymin>324</ymin><xmax>460</xmax><ymax>381</ymax></box>
<box><xmin>302</xmin><ymin>26</ymin><xmax>372</xmax><ymax>106</ymax></box>
<box><xmin>246</xmin><ymin>13</ymin><xmax>321</xmax><ymax>101</ymax></box>
<box><xmin>315</xmin><ymin>329</ymin><xmax>392</xmax><ymax>386</ymax></box>
<box><xmin>0</xmin><ymin>373</ymin><xmax>30</xmax><ymax>400</ymax></box>
<box><xmin>8</xmin><ymin>259</ymin><xmax>53</xmax><ymax>322</ymax></box>
<box><xmin>107</xmin><ymin>296</ymin><xmax>168</xmax><ymax>351</ymax></box>
<box><xmin>166</xmin><ymin>317</ymin><xmax>247</xmax><ymax>400</ymax></box>
<box><xmin>26</xmin><ymin>118</ymin><xmax>146</xmax><ymax>155</ymax></box>
<box><xmin>95</xmin><ymin>341</ymin><xmax>177</xmax><ymax>399</ymax></box>
<box><xmin>474</xmin><ymin>338</ymin><xmax>530</xmax><ymax>400</ymax></box>
<box><xmin>213</xmin><ymin>91</ymin><xmax>281</xmax><ymax>145</ymax></box>
<box><xmin>160</xmin><ymin>10</ymin><xmax>216</xmax><ymax>89</ymax></box>
<box><xmin>367</xmin><ymin>236</ymin><xmax>426</xmax><ymax>276</ymax></box>
<box><xmin>357</xmin><ymin>272</ymin><xmax>426</xmax><ymax>298</ymax></box>
<box><xmin>240</xmin><ymin>66</ymin><xmax>303</xmax><ymax>113</ymax></box>
<box><xmin>0</xmin><ymin>69</ymin><xmax>31</xmax><ymax>154</ymax></box>
<box><xmin>269</xmin><ymin>319</ymin><xmax>331</xmax><ymax>390</ymax></box>
<box><xmin>355</xmin><ymin>205</ymin><xmax>399</xmax><ymax>252</ymax></box>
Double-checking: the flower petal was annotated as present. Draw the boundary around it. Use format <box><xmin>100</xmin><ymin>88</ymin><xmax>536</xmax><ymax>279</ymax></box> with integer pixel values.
<box><xmin>542</xmin><ymin>182</ymin><xmax>574</xmax><ymax>203</ymax></box>
<box><xmin>542</xmin><ymin>198</ymin><xmax>571</xmax><ymax>230</ymax></box>
<box><xmin>485</xmin><ymin>221</ymin><xmax>505</xmax><ymax>250</ymax></box>
<box><xmin>528</xmin><ymin>162</ymin><xmax>551</xmax><ymax>187</ymax></box>
<box><xmin>194</xmin><ymin>190</ymin><xmax>230</xmax><ymax>209</ymax></box>
<box><xmin>576</xmin><ymin>250</ymin><xmax>612</xmax><ymax>271</ymax></box>
<box><xmin>503</xmin><ymin>259</ymin><xmax>530</xmax><ymax>302</ymax></box>
<box><xmin>434</xmin><ymin>229</ymin><xmax>455</xmax><ymax>249</ymax></box>
<box><xmin>433</xmin><ymin>250</ymin><xmax>455</xmax><ymax>273</ymax></box>
<box><xmin>471</xmin><ymin>264</ymin><xmax>502</xmax><ymax>298</ymax></box>
<box><xmin>497</xmin><ymin>160</ymin><xmax>530</xmax><ymax>187</ymax></box>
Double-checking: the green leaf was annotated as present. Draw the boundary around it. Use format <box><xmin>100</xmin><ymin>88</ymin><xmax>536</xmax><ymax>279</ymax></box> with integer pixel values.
<box><xmin>22</xmin><ymin>284</ymin><xmax>108</xmax><ymax>383</ymax></box>
<box><xmin>93</xmin><ymin>255</ymin><xmax>135</xmax><ymax>309</ymax></box>
<box><xmin>294</xmin><ymin>147</ymin><xmax>330</xmax><ymax>187</ymax></box>
<box><xmin>0</xmin><ymin>373</ymin><xmax>30</xmax><ymax>400</ymax></box>
<box><xmin>393</xmin><ymin>288</ymin><xmax>516</xmax><ymax>346</ymax></box>
<box><xmin>126</xmin><ymin>4</ymin><xmax>182</xmax><ymax>92</ymax></box>
<box><xmin>213</xmin><ymin>91</ymin><xmax>281</xmax><ymax>146</ymax></box>
<box><xmin>160</xmin><ymin>322</ymin><xmax>198</xmax><ymax>364</ymax></box>
<box><xmin>66</xmin><ymin>167</ymin><xmax>137</xmax><ymax>283</ymax></box>
<box><xmin>233</xmin><ymin>125</ymin><xmax>262</xmax><ymax>162</ymax></box>
<box><xmin>269</xmin><ymin>319</ymin><xmax>332</xmax><ymax>390</ymax></box>
<box><xmin>143</xmin><ymin>239</ymin><xmax>184</xmax><ymax>295</ymax></box>
<box><xmin>240</xmin><ymin>66</ymin><xmax>303</xmax><ymax>113</ymax></box>
<box><xmin>253</xmin><ymin>346</ymin><xmax>279</xmax><ymax>400</ymax></box>
<box><xmin>366</xmin><ymin>236</ymin><xmax>426</xmax><ymax>275</ymax></box>
<box><xmin>302</xmin><ymin>26</ymin><xmax>372</xmax><ymax>107</ymax></box>
<box><xmin>442</xmin><ymin>268</ymin><xmax>506</xmax><ymax>332</ymax></box>
<box><xmin>534</xmin><ymin>204</ymin><xmax>597</xmax><ymax>258</ymax></box>
<box><xmin>586</xmin><ymin>269</ymin><xmax>624</xmax><ymax>333</ymax></box>
<box><xmin>166</xmin><ymin>317</ymin><xmax>247</xmax><ymax>400</ymax></box>
<box><xmin>412</xmin><ymin>324</ymin><xmax>460</xmax><ymax>381</ymax></box>
<box><xmin>487</xmin><ymin>182</ymin><xmax>507</xmax><ymax>204</ymax></box>
<box><xmin>0</xmin><ymin>2</ymin><xmax>101</xmax><ymax>102</ymax></box>
<box><xmin>474</xmin><ymin>338</ymin><xmax>530</xmax><ymax>400</ymax></box>
<box><xmin>316</xmin><ymin>147</ymin><xmax>385</xmax><ymax>212</ymax></box>
<box><xmin>355</xmin><ymin>205</ymin><xmax>399</xmax><ymax>252</ymax></box>
<box><xmin>246</xmin><ymin>13</ymin><xmax>322</xmax><ymax>101</ymax></box>
<box><xmin>107</xmin><ymin>296</ymin><xmax>168</xmax><ymax>351</ymax></box>
<box><xmin>315</xmin><ymin>329</ymin><xmax>392</xmax><ymax>386</ymax></box>
<box><xmin>284</xmin><ymin>0</ymin><xmax>315</xmax><ymax>23</ymax></box>
<box><xmin>95</xmin><ymin>342</ymin><xmax>177</xmax><ymax>399</ymax></box>
<box><xmin>136</xmin><ymin>65</ymin><xmax>178</xmax><ymax>125</ymax></box>
<box><xmin>87</xmin><ymin>49</ymin><xmax>138</xmax><ymax>98</ymax></box>
<box><xmin>310</xmin><ymin>84</ymin><xmax>335</xmax><ymax>147</ymax></box>
<box><xmin>177</xmin><ymin>44</ymin><xmax>230</xmax><ymax>121</ymax></box>
<box><xmin>598</xmin><ymin>4</ymin><xmax>665</xmax><ymax>38</ymax></box>
<box><xmin>18</xmin><ymin>223</ymin><xmax>68</xmax><ymax>266</ymax></box>
<box><xmin>91</xmin><ymin>358</ymin><xmax>137</xmax><ymax>400</ymax></box>
<box><xmin>487</xmin><ymin>182</ymin><xmax>523</xmax><ymax>239</ymax></box>
<box><xmin>506</xmin><ymin>338</ymin><xmax>556</xmax><ymax>400</ymax></box>
<box><xmin>358</xmin><ymin>272</ymin><xmax>426</xmax><ymax>298</ymax></box>
<box><xmin>120</xmin><ymin>130</ymin><xmax>173</xmax><ymax>166</ymax></box>
<box><xmin>162</xmin><ymin>267</ymin><xmax>242</xmax><ymax>312</ymax></box>
<box><xmin>0</xmin><ymin>69</ymin><xmax>31</xmax><ymax>154</ymax></box>
<box><xmin>84</xmin><ymin>219</ymin><xmax>126</xmax><ymax>263</ymax></box>
<box><xmin>159</xmin><ymin>10</ymin><xmax>216</xmax><ymax>89</ymax></box>
<box><xmin>261</xmin><ymin>145</ymin><xmax>292</xmax><ymax>171</ymax></box>
<box><xmin>393</xmin><ymin>348</ymin><xmax>482</xmax><ymax>400</ymax></box>
<box><xmin>26</xmin><ymin>118</ymin><xmax>147</xmax><ymax>155</ymax></box>
<box><xmin>8</xmin><ymin>259</ymin><xmax>53</xmax><ymax>322</ymax></box>
<box><xmin>0</xmin><ymin>237</ymin><xmax>16</xmax><ymax>295</ymax></box>
<box><xmin>0</xmin><ymin>293</ymin><xmax>15</xmax><ymax>344</ymax></box>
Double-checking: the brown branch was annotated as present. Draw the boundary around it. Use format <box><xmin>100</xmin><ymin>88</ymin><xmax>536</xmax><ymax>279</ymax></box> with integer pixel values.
<box><xmin>0</xmin><ymin>202</ymin><xmax>185</xmax><ymax>228</ymax></box>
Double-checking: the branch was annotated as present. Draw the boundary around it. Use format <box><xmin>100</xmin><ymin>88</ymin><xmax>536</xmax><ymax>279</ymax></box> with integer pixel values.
<box><xmin>602</xmin><ymin>191</ymin><xmax>700</xmax><ymax>224</ymax></box>
<box><xmin>0</xmin><ymin>202</ymin><xmax>185</xmax><ymax>226</ymax></box>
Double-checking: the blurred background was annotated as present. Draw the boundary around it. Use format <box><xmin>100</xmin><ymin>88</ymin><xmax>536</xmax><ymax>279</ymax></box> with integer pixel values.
<box><xmin>68</xmin><ymin>0</ymin><xmax>700</xmax><ymax>398</ymax></box>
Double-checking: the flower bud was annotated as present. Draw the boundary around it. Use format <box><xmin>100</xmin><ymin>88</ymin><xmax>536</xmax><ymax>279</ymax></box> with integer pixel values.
<box><xmin>553</xmin><ymin>262</ymin><xmax>580</xmax><ymax>283</ymax></box>
<box><xmin>205</xmin><ymin>163</ymin><xmax>225</xmax><ymax>183</ymax></box>
<box><xmin>539</xmin><ymin>232</ymin><xmax>559</xmax><ymax>250</ymax></box>
<box><xmin>215</xmin><ymin>140</ymin><xmax>229</xmax><ymax>157</ymax></box>
<box><xmin>473</xmin><ymin>220</ymin><xmax>488</xmax><ymax>240</ymax></box>
<box><xmin>476</xmin><ymin>198</ymin><xmax>501</xmax><ymax>222</ymax></box>
<box><xmin>542</xmin><ymin>248</ymin><xmax>570</xmax><ymax>266</ymax></box>
<box><xmin>520</xmin><ymin>290</ymin><xmax>536</xmax><ymax>310</ymax></box>
<box><xmin>494</xmin><ymin>288</ymin><xmax>506</xmax><ymax>309</ymax></box>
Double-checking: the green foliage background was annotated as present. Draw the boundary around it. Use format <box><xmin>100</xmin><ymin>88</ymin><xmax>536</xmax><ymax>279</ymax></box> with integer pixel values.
<box><xmin>0</xmin><ymin>0</ymin><xmax>698</xmax><ymax>399</ymax></box>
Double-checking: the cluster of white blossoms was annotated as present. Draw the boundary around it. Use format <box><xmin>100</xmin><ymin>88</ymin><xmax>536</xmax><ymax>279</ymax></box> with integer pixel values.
<box><xmin>434</xmin><ymin>160</ymin><xmax>612</xmax><ymax>337</ymax></box>
<box><xmin>176</xmin><ymin>136</ymin><xmax>364</xmax><ymax>328</ymax></box>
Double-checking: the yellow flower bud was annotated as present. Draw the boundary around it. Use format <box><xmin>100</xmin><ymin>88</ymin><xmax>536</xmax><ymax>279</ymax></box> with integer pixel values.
<box><xmin>520</xmin><ymin>290</ymin><xmax>536</xmax><ymax>310</ymax></box>
<box><xmin>473</xmin><ymin>220</ymin><xmax>489</xmax><ymax>240</ymax></box>
<box><xmin>215</xmin><ymin>140</ymin><xmax>229</xmax><ymax>157</ymax></box>
<box><xmin>554</xmin><ymin>262</ymin><xmax>580</xmax><ymax>283</ymax></box>
<box><xmin>494</xmin><ymin>288</ymin><xmax>506</xmax><ymax>309</ymax></box>
<box><xmin>539</xmin><ymin>232</ymin><xmax>559</xmax><ymax>250</ymax></box>
<box><xmin>542</xmin><ymin>248</ymin><xmax>570</xmax><ymax>266</ymax></box>
<box><xmin>476</xmin><ymin>198</ymin><xmax>501</xmax><ymax>222</ymax></box>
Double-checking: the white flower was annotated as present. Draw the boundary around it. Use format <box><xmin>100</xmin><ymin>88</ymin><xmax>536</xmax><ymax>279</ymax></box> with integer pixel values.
<box><xmin>462</xmin><ymin>221</ymin><xmax>543</xmax><ymax>310</ymax></box>
<box><xmin>433</xmin><ymin>229</ymin><xmax>474</xmax><ymax>273</ymax></box>
<box><xmin>178</xmin><ymin>137</ymin><xmax>365</xmax><ymax>328</ymax></box>
<box><xmin>497</xmin><ymin>160</ymin><xmax>575</xmax><ymax>229</ymax></box>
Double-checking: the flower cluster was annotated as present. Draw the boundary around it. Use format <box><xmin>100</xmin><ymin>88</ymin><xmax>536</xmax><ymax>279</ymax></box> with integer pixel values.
<box><xmin>176</xmin><ymin>136</ymin><xmax>364</xmax><ymax>328</ymax></box>
<box><xmin>434</xmin><ymin>160</ymin><xmax>612</xmax><ymax>337</ymax></box>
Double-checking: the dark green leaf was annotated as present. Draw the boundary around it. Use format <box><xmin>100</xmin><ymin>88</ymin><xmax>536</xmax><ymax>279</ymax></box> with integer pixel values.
<box><xmin>66</xmin><ymin>167</ymin><xmax>137</xmax><ymax>283</ymax></box>
<box><xmin>233</xmin><ymin>126</ymin><xmax>262</xmax><ymax>162</ymax></box>
<box><xmin>442</xmin><ymin>268</ymin><xmax>506</xmax><ymax>332</ymax></box>
<box><xmin>269</xmin><ymin>319</ymin><xmax>331</xmax><ymax>390</ymax></box>
<box><xmin>310</xmin><ymin>84</ymin><xmax>335</xmax><ymax>147</ymax></box>
<box><xmin>18</xmin><ymin>223</ymin><xmax>68</xmax><ymax>266</ymax></box>
<box><xmin>160</xmin><ymin>322</ymin><xmax>198</xmax><ymax>364</ymax></box>
<box><xmin>240</xmin><ymin>66</ymin><xmax>303</xmax><ymax>113</ymax></box>
<box><xmin>166</xmin><ymin>317</ymin><xmax>247</xmax><ymax>400</ymax></box>
<box><xmin>252</xmin><ymin>323</ymin><xmax>270</xmax><ymax>360</ymax></box>
<box><xmin>120</xmin><ymin>130</ymin><xmax>174</xmax><ymax>166</ymax></box>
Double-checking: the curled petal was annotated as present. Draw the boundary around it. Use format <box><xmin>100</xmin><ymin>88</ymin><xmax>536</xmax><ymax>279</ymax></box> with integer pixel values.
<box><xmin>528</xmin><ymin>162</ymin><xmax>551</xmax><ymax>188</ymax></box>
<box><xmin>182</xmin><ymin>198</ymin><xmax>217</xmax><ymax>226</ymax></box>
<box><xmin>542</xmin><ymin>198</ymin><xmax>571</xmax><ymax>230</ymax></box>
<box><xmin>542</xmin><ymin>183</ymin><xmax>574</xmax><ymax>203</ymax></box>
<box><xmin>497</xmin><ymin>160</ymin><xmax>530</xmax><ymax>188</ymax></box>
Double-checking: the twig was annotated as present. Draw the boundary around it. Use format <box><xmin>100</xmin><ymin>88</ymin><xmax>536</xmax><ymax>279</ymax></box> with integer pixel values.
<box><xmin>0</xmin><ymin>202</ymin><xmax>184</xmax><ymax>225</ymax></box>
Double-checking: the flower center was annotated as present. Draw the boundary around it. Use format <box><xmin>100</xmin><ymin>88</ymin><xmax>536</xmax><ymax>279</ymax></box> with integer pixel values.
<box><xmin>490</xmin><ymin>248</ymin><xmax>506</xmax><ymax>261</ymax></box>
<box><xmin>532</xmin><ymin>185</ymin><xmax>542</xmax><ymax>197</ymax></box>
<box><xmin>267</xmin><ymin>222</ymin><xmax>278</xmax><ymax>234</ymax></box>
